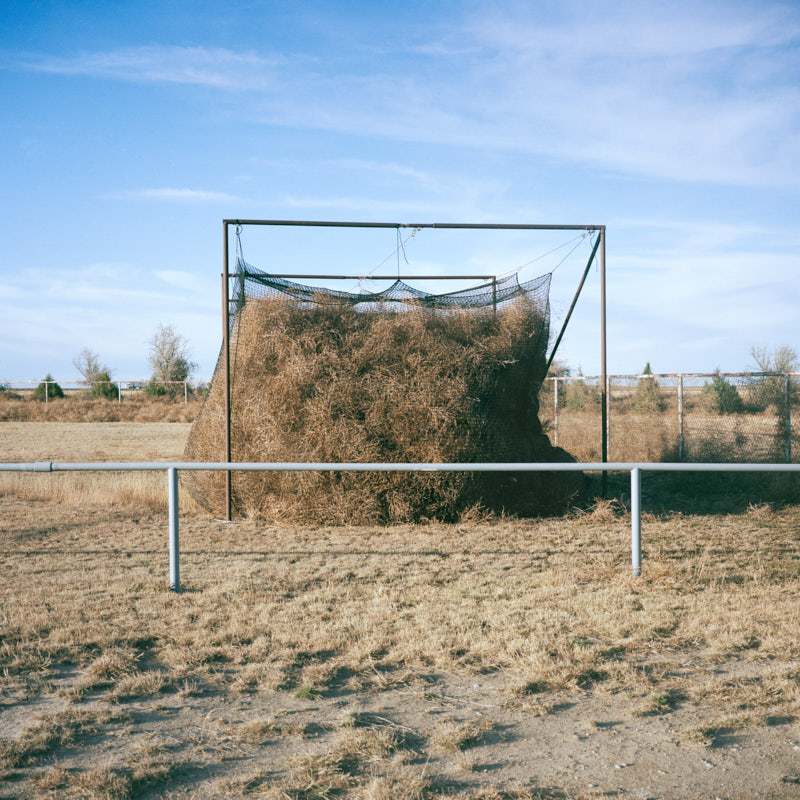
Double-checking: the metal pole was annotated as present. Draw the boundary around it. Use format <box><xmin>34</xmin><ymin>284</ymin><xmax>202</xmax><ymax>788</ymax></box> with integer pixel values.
<box><xmin>554</xmin><ymin>378</ymin><xmax>559</xmax><ymax>447</ymax></box>
<box><xmin>184</xmin><ymin>381</ymin><xmax>188</xmax><ymax>406</ymax></box>
<box><xmin>678</xmin><ymin>375</ymin><xmax>685</xmax><ymax>461</ymax></box>
<box><xmin>787</xmin><ymin>374</ymin><xmax>792</xmax><ymax>464</ymax></box>
<box><xmin>631</xmin><ymin>467</ymin><xmax>641</xmax><ymax>577</ymax></box>
<box><xmin>606</xmin><ymin>376</ymin><xmax>612</xmax><ymax>461</ymax></box>
<box><xmin>45</xmin><ymin>381</ymin><xmax>48</xmax><ymax>403</ymax></box>
<box><xmin>118</xmin><ymin>382</ymin><xmax>122</xmax><ymax>404</ymax></box>
<box><xmin>544</xmin><ymin>233</ymin><xmax>601</xmax><ymax>377</ymax></box>
<box><xmin>225</xmin><ymin>219</ymin><xmax>603</xmax><ymax>231</ymax></box>
<box><xmin>223</xmin><ymin>223</ymin><xmax>232</xmax><ymax>522</ymax></box>
<box><xmin>168</xmin><ymin>467</ymin><xmax>180</xmax><ymax>592</ymax></box>
<box><xmin>600</xmin><ymin>228</ymin><xmax>608</xmax><ymax>497</ymax></box>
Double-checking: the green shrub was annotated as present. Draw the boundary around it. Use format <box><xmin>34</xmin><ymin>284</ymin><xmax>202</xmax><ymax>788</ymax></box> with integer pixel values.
<box><xmin>145</xmin><ymin>380</ymin><xmax>169</xmax><ymax>397</ymax></box>
<box><xmin>33</xmin><ymin>374</ymin><xmax>64</xmax><ymax>401</ymax></box>
<box><xmin>633</xmin><ymin>362</ymin><xmax>666</xmax><ymax>412</ymax></box>
<box><xmin>91</xmin><ymin>370</ymin><xmax>119</xmax><ymax>400</ymax></box>
<box><xmin>564</xmin><ymin>369</ymin><xmax>599</xmax><ymax>411</ymax></box>
<box><xmin>700</xmin><ymin>370</ymin><xmax>745</xmax><ymax>414</ymax></box>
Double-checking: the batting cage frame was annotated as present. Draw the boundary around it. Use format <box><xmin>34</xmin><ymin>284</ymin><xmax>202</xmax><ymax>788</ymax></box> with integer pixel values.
<box><xmin>219</xmin><ymin>219</ymin><xmax>607</xmax><ymax>520</ymax></box>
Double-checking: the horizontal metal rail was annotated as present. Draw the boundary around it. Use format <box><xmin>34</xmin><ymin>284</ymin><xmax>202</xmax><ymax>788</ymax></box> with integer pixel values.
<box><xmin>224</xmin><ymin>219</ymin><xmax>605</xmax><ymax>231</ymax></box>
<box><xmin>3</xmin><ymin>461</ymin><xmax>798</xmax><ymax>591</ymax></box>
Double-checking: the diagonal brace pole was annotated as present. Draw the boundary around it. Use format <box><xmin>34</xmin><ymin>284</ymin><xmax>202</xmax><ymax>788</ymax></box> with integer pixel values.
<box><xmin>543</xmin><ymin>234</ymin><xmax>601</xmax><ymax>377</ymax></box>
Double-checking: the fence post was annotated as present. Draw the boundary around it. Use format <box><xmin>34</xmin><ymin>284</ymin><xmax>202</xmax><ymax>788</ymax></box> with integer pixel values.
<box><xmin>554</xmin><ymin>378</ymin><xmax>559</xmax><ymax>447</ymax></box>
<box><xmin>678</xmin><ymin>375</ymin><xmax>684</xmax><ymax>460</ymax></box>
<box><xmin>45</xmin><ymin>381</ymin><xmax>49</xmax><ymax>403</ymax></box>
<box><xmin>787</xmin><ymin>374</ymin><xmax>792</xmax><ymax>464</ymax></box>
<box><xmin>118</xmin><ymin>382</ymin><xmax>122</xmax><ymax>404</ymax></box>
<box><xmin>168</xmin><ymin>467</ymin><xmax>180</xmax><ymax>592</ymax></box>
<box><xmin>184</xmin><ymin>381</ymin><xmax>188</xmax><ymax>406</ymax></box>
<box><xmin>631</xmin><ymin>467</ymin><xmax>641</xmax><ymax>577</ymax></box>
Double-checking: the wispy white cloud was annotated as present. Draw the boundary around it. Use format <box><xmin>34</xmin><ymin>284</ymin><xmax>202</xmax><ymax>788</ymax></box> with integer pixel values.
<box><xmin>110</xmin><ymin>188</ymin><xmax>242</xmax><ymax>203</ymax></box>
<box><xmin>17</xmin><ymin>4</ymin><xmax>800</xmax><ymax>189</ymax></box>
<box><xmin>154</xmin><ymin>270</ymin><xmax>203</xmax><ymax>290</ymax></box>
<box><xmin>22</xmin><ymin>45</ymin><xmax>283</xmax><ymax>90</ymax></box>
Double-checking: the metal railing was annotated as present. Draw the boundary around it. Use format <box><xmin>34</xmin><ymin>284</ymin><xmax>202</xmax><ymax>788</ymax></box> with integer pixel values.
<box><xmin>3</xmin><ymin>460</ymin><xmax>799</xmax><ymax>592</ymax></box>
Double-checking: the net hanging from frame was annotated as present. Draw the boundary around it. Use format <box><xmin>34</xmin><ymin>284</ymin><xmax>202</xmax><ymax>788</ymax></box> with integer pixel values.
<box><xmin>184</xmin><ymin>255</ymin><xmax>581</xmax><ymax>524</ymax></box>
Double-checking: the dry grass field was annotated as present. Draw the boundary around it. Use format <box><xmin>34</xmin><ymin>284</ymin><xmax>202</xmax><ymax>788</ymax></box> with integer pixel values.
<box><xmin>2</xmin><ymin>421</ymin><xmax>800</xmax><ymax>799</ymax></box>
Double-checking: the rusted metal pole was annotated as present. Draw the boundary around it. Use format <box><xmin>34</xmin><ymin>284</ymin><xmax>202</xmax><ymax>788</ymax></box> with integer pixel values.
<box><xmin>600</xmin><ymin>228</ymin><xmax>608</xmax><ymax>497</ymax></box>
<box><xmin>223</xmin><ymin>223</ymin><xmax>232</xmax><ymax>521</ymax></box>
<box><xmin>254</xmin><ymin>274</ymin><xmax>497</xmax><ymax>281</ymax></box>
<box><xmin>224</xmin><ymin>219</ymin><xmax>603</xmax><ymax>232</ymax></box>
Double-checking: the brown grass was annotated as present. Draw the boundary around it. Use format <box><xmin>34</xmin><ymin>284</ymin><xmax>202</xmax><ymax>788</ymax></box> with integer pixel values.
<box><xmin>0</xmin><ymin>391</ymin><xmax>203</xmax><ymax>423</ymax></box>
<box><xmin>3</xmin><ymin>423</ymin><xmax>800</xmax><ymax>797</ymax></box>
<box><xmin>3</xmin><ymin>486</ymin><xmax>800</xmax><ymax>797</ymax></box>
<box><xmin>0</xmin><ymin>421</ymin><xmax>197</xmax><ymax>512</ymax></box>
<box><xmin>184</xmin><ymin>298</ymin><xmax>581</xmax><ymax>523</ymax></box>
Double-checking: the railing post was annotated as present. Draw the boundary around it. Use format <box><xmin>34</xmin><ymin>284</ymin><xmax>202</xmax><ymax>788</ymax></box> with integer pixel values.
<box><xmin>554</xmin><ymin>378</ymin><xmax>559</xmax><ymax>447</ymax></box>
<box><xmin>631</xmin><ymin>467</ymin><xmax>642</xmax><ymax>577</ymax></box>
<box><xmin>118</xmin><ymin>382</ymin><xmax>122</xmax><ymax>404</ymax></box>
<box><xmin>606</xmin><ymin>376</ymin><xmax>612</xmax><ymax>461</ymax></box>
<box><xmin>678</xmin><ymin>375</ymin><xmax>684</xmax><ymax>460</ymax></box>
<box><xmin>168</xmin><ymin>467</ymin><xmax>180</xmax><ymax>592</ymax></box>
<box><xmin>45</xmin><ymin>381</ymin><xmax>49</xmax><ymax>403</ymax></box>
<box><xmin>787</xmin><ymin>374</ymin><xmax>792</xmax><ymax>464</ymax></box>
<box><xmin>184</xmin><ymin>381</ymin><xmax>188</xmax><ymax>405</ymax></box>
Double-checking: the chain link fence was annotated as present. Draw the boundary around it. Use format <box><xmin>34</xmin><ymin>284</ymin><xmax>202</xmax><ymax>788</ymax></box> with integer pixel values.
<box><xmin>540</xmin><ymin>372</ymin><xmax>799</xmax><ymax>464</ymax></box>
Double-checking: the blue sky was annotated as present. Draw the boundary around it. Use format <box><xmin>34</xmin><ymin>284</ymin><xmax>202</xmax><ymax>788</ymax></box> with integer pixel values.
<box><xmin>1</xmin><ymin>0</ymin><xmax>798</xmax><ymax>381</ymax></box>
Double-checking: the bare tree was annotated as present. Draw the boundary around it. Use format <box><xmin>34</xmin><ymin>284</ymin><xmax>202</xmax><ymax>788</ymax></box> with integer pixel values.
<box><xmin>72</xmin><ymin>347</ymin><xmax>108</xmax><ymax>383</ymax></box>
<box><xmin>147</xmin><ymin>325</ymin><xmax>197</xmax><ymax>390</ymax></box>
<box><xmin>749</xmin><ymin>345</ymin><xmax>798</xmax><ymax>410</ymax></box>
<box><xmin>750</xmin><ymin>345</ymin><xmax>798</xmax><ymax>374</ymax></box>
<box><xmin>72</xmin><ymin>348</ymin><xmax>117</xmax><ymax>399</ymax></box>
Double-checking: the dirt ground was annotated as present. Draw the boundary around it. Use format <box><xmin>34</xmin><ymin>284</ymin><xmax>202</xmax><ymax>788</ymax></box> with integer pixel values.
<box><xmin>1</xmin><ymin>422</ymin><xmax>800</xmax><ymax>799</ymax></box>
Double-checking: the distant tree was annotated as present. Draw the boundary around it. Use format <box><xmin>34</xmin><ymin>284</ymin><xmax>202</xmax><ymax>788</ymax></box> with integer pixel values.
<box><xmin>750</xmin><ymin>345</ymin><xmax>798</xmax><ymax>374</ymax></box>
<box><xmin>634</xmin><ymin>362</ymin><xmax>666</xmax><ymax>413</ymax></box>
<box><xmin>146</xmin><ymin>324</ymin><xmax>197</xmax><ymax>397</ymax></box>
<box><xmin>92</xmin><ymin>370</ymin><xmax>119</xmax><ymax>400</ymax></box>
<box><xmin>748</xmin><ymin>345</ymin><xmax>798</xmax><ymax>410</ymax></box>
<box><xmin>546</xmin><ymin>359</ymin><xmax>571</xmax><ymax>378</ymax></box>
<box><xmin>72</xmin><ymin>348</ymin><xmax>118</xmax><ymax>399</ymax></box>
<box><xmin>565</xmin><ymin>366</ymin><xmax>599</xmax><ymax>411</ymax></box>
<box><xmin>72</xmin><ymin>347</ymin><xmax>107</xmax><ymax>383</ymax></box>
<box><xmin>700</xmin><ymin>369</ymin><xmax>745</xmax><ymax>415</ymax></box>
<box><xmin>33</xmin><ymin>373</ymin><xmax>64</xmax><ymax>401</ymax></box>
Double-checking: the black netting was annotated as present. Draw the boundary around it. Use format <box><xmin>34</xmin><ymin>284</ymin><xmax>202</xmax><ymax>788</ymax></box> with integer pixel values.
<box><xmin>229</xmin><ymin>257</ymin><xmax>551</xmax><ymax>319</ymax></box>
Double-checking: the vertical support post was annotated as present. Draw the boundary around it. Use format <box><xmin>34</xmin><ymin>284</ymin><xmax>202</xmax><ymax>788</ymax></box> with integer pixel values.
<box><xmin>45</xmin><ymin>381</ymin><xmax>49</xmax><ymax>403</ymax></box>
<box><xmin>600</xmin><ymin>228</ymin><xmax>608</xmax><ymax>497</ymax></box>
<box><xmin>223</xmin><ymin>222</ymin><xmax>232</xmax><ymax>521</ymax></box>
<box><xmin>787</xmin><ymin>374</ymin><xmax>792</xmax><ymax>464</ymax></box>
<box><xmin>118</xmin><ymin>382</ymin><xmax>122</xmax><ymax>404</ymax></box>
<box><xmin>631</xmin><ymin>467</ymin><xmax>641</xmax><ymax>577</ymax></box>
<box><xmin>184</xmin><ymin>381</ymin><xmax>188</xmax><ymax>406</ymax></box>
<box><xmin>606</xmin><ymin>376</ymin><xmax>612</xmax><ymax>461</ymax></box>
<box><xmin>168</xmin><ymin>467</ymin><xmax>180</xmax><ymax>592</ymax></box>
<box><xmin>492</xmin><ymin>277</ymin><xmax>497</xmax><ymax>316</ymax></box>
<box><xmin>678</xmin><ymin>375</ymin><xmax>685</xmax><ymax>461</ymax></box>
<box><xmin>554</xmin><ymin>378</ymin><xmax>559</xmax><ymax>447</ymax></box>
